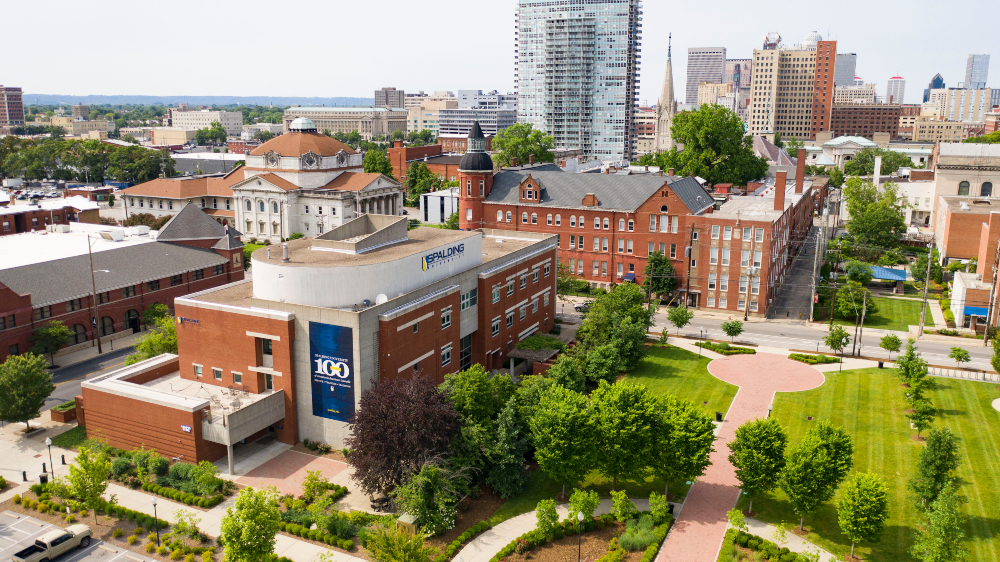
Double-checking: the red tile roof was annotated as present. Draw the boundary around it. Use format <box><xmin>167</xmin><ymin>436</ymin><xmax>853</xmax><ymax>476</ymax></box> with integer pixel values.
<box><xmin>249</xmin><ymin>132</ymin><xmax>357</xmax><ymax>157</ymax></box>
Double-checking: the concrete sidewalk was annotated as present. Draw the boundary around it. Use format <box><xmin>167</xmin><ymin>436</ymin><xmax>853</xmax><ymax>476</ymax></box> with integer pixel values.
<box><xmin>744</xmin><ymin>518</ymin><xmax>834</xmax><ymax>561</ymax></box>
<box><xmin>51</xmin><ymin>331</ymin><xmax>144</xmax><ymax>372</ymax></box>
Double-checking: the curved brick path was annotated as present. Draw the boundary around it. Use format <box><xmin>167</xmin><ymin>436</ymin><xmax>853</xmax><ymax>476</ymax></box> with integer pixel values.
<box><xmin>657</xmin><ymin>353</ymin><xmax>825</xmax><ymax>562</ymax></box>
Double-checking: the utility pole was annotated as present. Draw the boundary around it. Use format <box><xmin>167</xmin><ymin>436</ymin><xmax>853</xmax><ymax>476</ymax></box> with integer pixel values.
<box><xmin>917</xmin><ymin>235</ymin><xmax>935</xmax><ymax>339</ymax></box>
<box><xmin>685</xmin><ymin>224</ymin><xmax>695</xmax><ymax>307</ymax></box>
<box><xmin>852</xmin><ymin>288</ymin><xmax>863</xmax><ymax>356</ymax></box>
<box><xmin>87</xmin><ymin>235</ymin><xmax>103</xmax><ymax>354</ymax></box>
<box><xmin>982</xmin><ymin>240</ymin><xmax>1000</xmax><ymax>346</ymax></box>
<box><xmin>829</xmin><ymin>246</ymin><xmax>841</xmax><ymax>326</ymax></box>
<box><xmin>857</xmin><ymin>290</ymin><xmax>868</xmax><ymax>357</ymax></box>
<box><xmin>744</xmin><ymin>266</ymin><xmax>758</xmax><ymax>321</ymax></box>
<box><xmin>810</xmin><ymin>231</ymin><xmax>821</xmax><ymax>322</ymax></box>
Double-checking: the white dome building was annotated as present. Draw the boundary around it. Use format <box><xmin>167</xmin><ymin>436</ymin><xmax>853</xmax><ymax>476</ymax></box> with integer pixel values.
<box><xmin>801</xmin><ymin>31</ymin><xmax>823</xmax><ymax>50</ymax></box>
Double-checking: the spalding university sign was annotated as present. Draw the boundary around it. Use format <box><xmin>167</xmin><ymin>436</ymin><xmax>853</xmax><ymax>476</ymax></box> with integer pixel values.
<box><xmin>421</xmin><ymin>243</ymin><xmax>465</xmax><ymax>271</ymax></box>
<box><xmin>308</xmin><ymin>322</ymin><xmax>355</xmax><ymax>422</ymax></box>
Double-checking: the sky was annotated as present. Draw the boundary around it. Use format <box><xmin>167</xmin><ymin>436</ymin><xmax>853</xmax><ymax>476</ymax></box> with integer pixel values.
<box><xmin>5</xmin><ymin>0</ymin><xmax>996</xmax><ymax>106</ymax></box>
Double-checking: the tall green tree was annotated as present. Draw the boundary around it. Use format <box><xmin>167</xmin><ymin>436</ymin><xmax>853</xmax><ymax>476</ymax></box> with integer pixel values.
<box><xmin>219</xmin><ymin>486</ymin><xmax>282</xmax><ymax>562</ymax></box>
<box><xmin>667</xmin><ymin>304</ymin><xmax>694</xmax><ymax>336</ymax></box>
<box><xmin>910</xmin><ymin>482</ymin><xmax>968</xmax><ymax>562</ymax></box>
<box><xmin>0</xmin><ymin>353</ymin><xmax>54</xmax><ymax>429</ymax></box>
<box><xmin>30</xmin><ymin>321</ymin><xmax>73</xmax><ymax>366</ymax></box>
<box><xmin>141</xmin><ymin>303</ymin><xmax>170</xmax><ymax>326</ymax></box>
<box><xmin>728</xmin><ymin>418</ymin><xmax>788</xmax><ymax>513</ymax></box>
<box><xmin>721</xmin><ymin>320</ymin><xmax>744</xmax><ymax>342</ymax></box>
<box><xmin>838</xmin><ymin>472</ymin><xmax>890</xmax><ymax>559</ymax></box>
<box><xmin>125</xmin><ymin>317</ymin><xmax>177</xmax><ymax>365</ymax></box>
<box><xmin>438</xmin><ymin>364</ymin><xmax>515</xmax><ymax>428</ymax></box>
<box><xmin>650</xmin><ymin>395</ymin><xmax>715</xmax><ymax>499</ymax></box>
<box><xmin>779</xmin><ymin>422</ymin><xmax>853</xmax><ymax>531</ymax></box>
<box><xmin>486</xmin><ymin>400</ymin><xmax>530</xmax><ymax>499</ymax></box>
<box><xmin>490</xmin><ymin>123</ymin><xmax>555</xmax><ymax>169</ymax></box>
<box><xmin>576</xmin><ymin>282</ymin><xmax>652</xmax><ymax>352</ymax></box>
<box><xmin>908</xmin><ymin>427</ymin><xmax>961</xmax><ymax>510</ymax></box>
<box><xmin>880</xmin><ymin>333</ymin><xmax>902</xmax><ymax>361</ymax></box>
<box><xmin>655</xmin><ymin>105</ymin><xmax>768</xmax><ymax>185</ymax></box>
<box><xmin>590</xmin><ymin>380</ymin><xmax>658</xmax><ymax>489</ymax></box>
<box><xmin>362</xmin><ymin>148</ymin><xmax>394</xmax><ymax>177</ymax></box>
<box><xmin>907</xmin><ymin>398</ymin><xmax>936</xmax><ymax>438</ymax></box>
<box><xmin>529</xmin><ymin>385</ymin><xmax>595</xmax><ymax>498</ymax></box>
<box><xmin>835</xmin><ymin>281</ymin><xmax>877</xmax><ymax>320</ymax></box>
<box><xmin>545</xmin><ymin>354</ymin><xmax>586</xmax><ymax>392</ymax></box>
<box><xmin>824</xmin><ymin>325</ymin><xmax>851</xmax><ymax>358</ymax></box>
<box><xmin>842</xmin><ymin>178</ymin><xmax>907</xmax><ymax>248</ymax></box>
<box><xmin>403</xmin><ymin>161</ymin><xmax>440</xmax><ymax>205</ymax></box>
<box><xmin>642</xmin><ymin>251</ymin><xmax>678</xmax><ymax>299</ymax></box>
<box><xmin>66</xmin><ymin>446</ymin><xmax>112</xmax><ymax>524</ymax></box>
<box><xmin>843</xmin><ymin>148</ymin><xmax>914</xmax><ymax>176</ymax></box>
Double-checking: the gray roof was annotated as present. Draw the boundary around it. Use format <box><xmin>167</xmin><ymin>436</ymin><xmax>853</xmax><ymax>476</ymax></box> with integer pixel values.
<box><xmin>0</xmin><ymin>242</ymin><xmax>228</xmax><ymax>308</ymax></box>
<box><xmin>158</xmin><ymin>203</ymin><xmax>239</xmax><ymax>242</ymax></box>
<box><xmin>213</xmin><ymin>228</ymin><xmax>244</xmax><ymax>250</ymax></box>
<box><xmin>486</xmin><ymin>166</ymin><xmax>714</xmax><ymax>214</ymax></box>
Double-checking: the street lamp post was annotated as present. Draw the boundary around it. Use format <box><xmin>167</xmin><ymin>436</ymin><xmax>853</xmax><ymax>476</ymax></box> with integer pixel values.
<box><xmin>743</xmin><ymin>266</ymin><xmax>759</xmax><ymax>321</ymax></box>
<box><xmin>44</xmin><ymin>438</ymin><xmax>53</xmax><ymax>479</ymax></box>
<box><xmin>577</xmin><ymin>511</ymin><xmax>584</xmax><ymax>562</ymax></box>
<box><xmin>152</xmin><ymin>498</ymin><xmax>160</xmax><ymax>546</ymax></box>
<box><xmin>840</xmin><ymin>336</ymin><xmax>849</xmax><ymax>372</ymax></box>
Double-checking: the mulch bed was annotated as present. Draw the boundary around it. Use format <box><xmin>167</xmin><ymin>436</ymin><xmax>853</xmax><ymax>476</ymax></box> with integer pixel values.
<box><xmin>0</xmin><ymin>495</ymin><xmax>220</xmax><ymax>561</ymax></box>
<box><xmin>289</xmin><ymin>442</ymin><xmax>350</xmax><ymax>463</ymax></box>
<box><xmin>504</xmin><ymin>522</ymin><xmax>644</xmax><ymax>562</ymax></box>
<box><xmin>425</xmin><ymin>485</ymin><xmax>506</xmax><ymax>552</ymax></box>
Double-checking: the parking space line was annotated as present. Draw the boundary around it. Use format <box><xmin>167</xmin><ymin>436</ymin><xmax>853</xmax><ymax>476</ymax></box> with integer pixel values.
<box><xmin>60</xmin><ymin>542</ymin><xmax>104</xmax><ymax>562</ymax></box>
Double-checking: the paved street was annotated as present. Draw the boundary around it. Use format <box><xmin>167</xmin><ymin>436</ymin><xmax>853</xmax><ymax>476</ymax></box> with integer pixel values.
<box><xmin>45</xmin><ymin>347</ymin><xmax>134</xmax><ymax>412</ymax></box>
<box><xmin>0</xmin><ymin>512</ymin><xmax>154</xmax><ymax>562</ymax></box>
<box><xmin>768</xmin><ymin>226</ymin><xmax>822</xmax><ymax>320</ymax></box>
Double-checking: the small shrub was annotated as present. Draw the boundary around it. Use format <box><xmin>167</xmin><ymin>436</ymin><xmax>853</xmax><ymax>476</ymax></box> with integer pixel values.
<box><xmin>148</xmin><ymin>533</ymin><xmax>158</xmax><ymax>543</ymax></box>
<box><xmin>113</xmin><ymin>528</ymin><xmax>124</xmax><ymax>539</ymax></box>
<box><xmin>12</xmin><ymin>495</ymin><xmax>20</xmax><ymax>504</ymax></box>
<box><xmin>111</xmin><ymin>456</ymin><xmax>133</xmax><ymax>478</ymax></box>
<box><xmin>157</xmin><ymin>545</ymin><xmax>168</xmax><ymax>555</ymax></box>
<box><xmin>127</xmin><ymin>535</ymin><xmax>138</xmax><ymax>545</ymax></box>
<box><xmin>170</xmin><ymin>547</ymin><xmax>184</xmax><ymax>560</ymax></box>
<box><xmin>146</xmin><ymin>543</ymin><xmax>156</xmax><ymax>554</ymax></box>
<box><xmin>185</xmin><ymin>555</ymin><xmax>196</xmax><ymax>562</ymax></box>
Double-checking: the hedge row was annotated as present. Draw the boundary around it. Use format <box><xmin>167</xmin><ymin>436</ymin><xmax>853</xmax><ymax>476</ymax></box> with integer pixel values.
<box><xmin>728</xmin><ymin>529</ymin><xmax>815</xmax><ymax>562</ymax></box>
<box><xmin>696</xmin><ymin>341</ymin><xmax>756</xmax><ymax>355</ymax></box>
<box><xmin>14</xmin><ymin>494</ymin><xmax>169</xmax><ymax>530</ymax></box>
<box><xmin>278</xmin><ymin>522</ymin><xmax>354</xmax><ymax>551</ymax></box>
<box><xmin>788</xmin><ymin>353</ymin><xmax>840</xmax><ymax>365</ymax></box>
<box><xmin>433</xmin><ymin>519</ymin><xmax>492</xmax><ymax>562</ymax></box>
<box><xmin>639</xmin><ymin>519</ymin><xmax>673</xmax><ymax>562</ymax></box>
<box><xmin>326</xmin><ymin>484</ymin><xmax>349</xmax><ymax>502</ymax></box>
<box><xmin>142</xmin><ymin>483</ymin><xmax>225</xmax><ymax>508</ymax></box>
<box><xmin>489</xmin><ymin>514</ymin><xmax>615</xmax><ymax>562</ymax></box>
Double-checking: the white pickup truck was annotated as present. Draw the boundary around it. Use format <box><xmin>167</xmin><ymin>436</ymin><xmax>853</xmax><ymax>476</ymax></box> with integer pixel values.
<box><xmin>12</xmin><ymin>525</ymin><xmax>92</xmax><ymax>562</ymax></box>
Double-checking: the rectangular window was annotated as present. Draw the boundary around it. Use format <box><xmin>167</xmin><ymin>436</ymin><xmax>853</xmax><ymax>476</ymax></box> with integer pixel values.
<box><xmin>743</xmin><ymin>227</ymin><xmax>751</xmax><ymax>239</ymax></box>
<box><xmin>721</xmin><ymin>275</ymin><xmax>729</xmax><ymax>291</ymax></box>
<box><xmin>648</xmin><ymin>242</ymin><xmax>654</xmax><ymax>255</ymax></box>
<box><xmin>719</xmin><ymin>297</ymin><xmax>728</xmax><ymax>309</ymax></box>
<box><xmin>122</xmin><ymin>286</ymin><xmax>135</xmax><ymax>298</ymax></box>
<box><xmin>708</xmin><ymin>296</ymin><xmax>716</xmax><ymax>307</ymax></box>
<box><xmin>627</xmin><ymin>240</ymin><xmax>633</xmax><ymax>253</ymax></box>
<box><xmin>751</xmin><ymin>278</ymin><xmax>760</xmax><ymax>295</ymax></box>
<box><xmin>711</xmin><ymin>225</ymin><xmax>720</xmax><ymax>239</ymax></box>
<box><xmin>532</xmin><ymin>268</ymin><xmax>539</xmax><ymax>283</ymax></box>
<box><xmin>618</xmin><ymin>239</ymin><xmax>624</xmax><ymax>253</ymax></box>
<box><xmin>192</xmin><ymin>269</ymin><xmax>204</xmax><ymax>281</ymax></box>
<box><xmin>171</xmin><ymin>274</ymin><xmax>183</xmax><ymax>286</ymax></box>
<box><xmin>751</xmin><ymin>300</ymin><xmax>759</xmax><ymax>312</ymax></box>
<box><xmin>593</xmin><ymin>237</ymin><xmax>599</xmax><ymax>251</ymax></box>
<box><xmin>544</xmin><ymin>263</ymin><xmax>550</xmax><ymax>277</ymax></box>
<box><xmin>627</xmin><ymin>220</ymin><xmax>634</xmax><ymax>232</ymax></box>
<box><xmin>741</xmin><ymin>250</ymin><xmax>750</xmax><ymax>267</ymax></box>
<box><xmin>519</xmin><ymin>305</ymin><xmax>527</xmax><ymax>320</ymax></box>
<box><xmin>690</xmin><ymin>259</ymin><xmax>697</xmax><ymax>268</ymax></box>
<box><xmin>755</xmin><ymin>228</ymin><xmax>764</xmax><ymax>243</ymax></box>
<box><xmin>520</xmin><ymin>275</ymin><xmax>527</xmax><ymax>289</ymax></box>
<box><xmin>577</xmin><ymin>259</ymin><xmax>584</xmax><ymax>274</ymax></box>
<box><xmin>723</xmin><ymin>226</ymin><xmax>732</xmax><ymax>240</ymax></box>
<box><xmin>213</xmin><ymin>368</ymin><xmax>222</xmax><ymax>380</ymax></box>
<box><xmin>601</xmin><ymin>261</ymin><xmax>608</xmax><ymax>275</ymax></box>
<box><xmin>692</xmin><ymin>230</ymin><xmax>699</xmax><ymax>240</ymax></box>
<box><xmin>147</xmin><ymin>280</ymin><xmax>160</xmax><ymax>292</ymax></box>
<box><xmin>722</xmin><ymin>248</ymin><xmax>731</xmax><ymax>266</ymax></box>
<box><xmin>670</xmin><ymin>244</ymin><xmax>677</xmax><ymax>259</ymax></box>
<box><xmin>441</xmin><ymin>306</ymin><xmax>452</xmax><ymax>329</ymax></box>
<box><xmin>739</xmin><ymin>275</ymin><xmax>748</xmax><ymax>293</ymax></box>
<box><xmin>710</xmin><ymin>247</ymin><xmax>718</xmax><ymax>265</ymax></box>
<box><xmin>709</xmin><ymin>273</ymin><xmax>717</xmax><ymax>290</ymax></box>
<box><xmin>507</xmin><ymin>279</ymin><xmax>514</xmax><ymax>296</ymax></box>
<box><xmin>33</xmin><ymin>306</ymin><xmax>52</xmax><ymax>321</ymax></box>
<box><xmin>413</xmin><ymin>322</ymin><xmax>419</xmax><ymax>333</ymax></box>
<box><xmin>544</xmin><ymin>293</ymin><xmax>550</xmax><ymax>306</ymax></box>
<box><xmin>461</xmin><ymin>289</ymin><xmax>478</xmax><ymax>311</ymax></box>
<box><xmin>492</xmin><ymin>317</ymin><xmax>500</xmax><ymax>336</ymax></box>
<box><xmin>506</xmin><ymin>311</ymin><xmax>514</xmax><ymax>328</ymax></box>
<box><xmin>593</xmin><ymin>261</ymin><xmax>600</xmax><ymax>275</ymax></box>
<box><xmin>214</xmin><ymin>264</ymin><xmax>224</xmax><ymax>276</ymax></box>
<box><xmin>618</xmin><ymin>218</ymin><xmax>625</xmax><ymax>230</ymax></box>
<box><xmin>649</xmin><ymin>215</ymin><xmax>657</xmax><ymax>231</ymax></box>
<box><xmin>569</xmin><ymin>237</ymin><xmax>576</xmax><ymax>249</ymax></box>
<box><xmin>602</xmin><ymin>238</ymin><xmax>608</xmax><ymax>251</ymax></box>
<box><xmin>66</xmin><ymin>298</ymin><xmax>83</xmax><ymax>312</ymax></box>
<box><xmin>492</xmin><ymin>286</ymin><xmax>500</xmax><ymax>303</ymax></box>
<box><xmin>603</xmin><ymin>218</ymin><xmax>609</xmax><ymax>229</ymax></box>
<box><xmin>98</xmin><ymin>291</ymin><xmax>110</xmax><ymax>304</ymax></box>
<box><xmin>671</xmin><ymin>216</ymin><xmax>678</xmax><ymax>233</ymax></box>
<box><xmin>233</xmin><ymin>372</ymin><xmax>243</xmax><ymax>384</ymax></box>
<box><xmin>594</xmin><ymin>217</ymin><xmax>600</xmax><ymax>229</ymax></box>
<box><xmin>754</xmin><ymin>251</ymin><xmax>762</xmax><ymax>268</ymax></box>
<box><xmin>738</xmin><ymin>299</ymin><xmax>746</xmax><ymax>311</ymax></box>
<box><xmin>194</xmin><ymin>365</ymin><xmax>202</xmax><ymax>377</ymax></box>
<box><xmin>617</xmin><ymin>262</ymin><xmax>623</xmax><ymax>277</ymax></box>
<box><xmin>442</xmin><ymin>345</ymin><xmax>452</xmax><ymax>367</ymax></box>
<box><xmin>660</xmin><ymin>214</ymin><xmax>669</xmax><ymax>233</ymax></box>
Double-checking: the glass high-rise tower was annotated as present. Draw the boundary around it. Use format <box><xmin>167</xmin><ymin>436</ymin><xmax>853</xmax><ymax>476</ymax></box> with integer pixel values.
<box><xmin>965</xmin><ymin>54</ymin><xmax>990</xmax><ymax>89</ymax></box>
<box><xmin>515</xmin><ymin>0</ymin><xmax>642</xmax><ymax>164</ymax></box>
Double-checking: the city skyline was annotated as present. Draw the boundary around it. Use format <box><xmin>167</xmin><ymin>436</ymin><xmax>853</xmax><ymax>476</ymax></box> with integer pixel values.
<box><xmin>3</xmin><ymin>0</ymin><xmax>995</xmax><ymax>106</ymax></box>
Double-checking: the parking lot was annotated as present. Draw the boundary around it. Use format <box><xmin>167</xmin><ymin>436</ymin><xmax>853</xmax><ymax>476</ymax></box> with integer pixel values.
<box><xmin>0</xmin><ymin>512</ymin><xmax>153</xmax><ymax>562</ymax></box>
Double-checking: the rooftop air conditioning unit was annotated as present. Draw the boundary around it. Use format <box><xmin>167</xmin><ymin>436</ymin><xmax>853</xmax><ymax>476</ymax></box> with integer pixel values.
<box><xmin>99</xmin><ymin>230</ymin><xmax>125</xmax><ymax>242</ymax></box>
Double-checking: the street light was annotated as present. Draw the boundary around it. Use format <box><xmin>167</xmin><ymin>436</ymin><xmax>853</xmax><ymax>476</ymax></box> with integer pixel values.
<box><xmin>744</xmin><ymin>266</ymin><xmax>759</xmax><ymax>321</ymax></box>
<box><xmin>151</xmin><ymin>497</ymin><xmax>160</xmax><ymax>546</ymax></box>
<box><xmin>840</xmin><ymin>336</ymin><xmax>849</xmax><ymax>372</ymax></box>
<box><xmin>44</xmin><ymin>437</ymin><xmax>53</xmax><ymax>479</ymax></box>
<box><xmin>577</xmin><ymin>511</ymin><xmax>585</xmax><ymax>562</ymax></box>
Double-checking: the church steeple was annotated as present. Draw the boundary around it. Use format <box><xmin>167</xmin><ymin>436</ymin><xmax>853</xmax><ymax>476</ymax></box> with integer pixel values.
<box><xmin>654</xmin><ymin>33</ymin><xmax>676</xmax><ymax>152</ymax></box>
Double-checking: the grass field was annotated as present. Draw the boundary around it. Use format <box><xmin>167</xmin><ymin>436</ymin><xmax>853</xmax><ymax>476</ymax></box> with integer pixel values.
<box><xmin>740</xmin><ymin>368</ymin><xmax>1000</xmax><ymax>561</ymax></box>
<box><xmin>490</xmin><ymin>345</ymin><xmax>738</xmax><ymax>523</ymax></box>
<box><xmin>819</xmin><ymin>296</ymin><xmax>930</xmax><ymax>332</ymax></box>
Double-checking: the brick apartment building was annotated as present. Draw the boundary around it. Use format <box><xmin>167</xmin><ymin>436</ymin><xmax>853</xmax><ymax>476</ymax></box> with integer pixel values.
<box><xmin>458</xmin><ymin>123</ymin><xmax>824</xmax><ymax>313</ymax></box>
<box><xmin>830</xmin><ymin>104</ymin><xmax>901</xmax><ymax>140</ymax></box>
<box><xmin>387</xmin><ymin>141</ymin><xmax>466</xmax><ymax>183</ymax></box>
<box><xmin>77</xmin><ymin>214</ymin><xmax>556</xmax><ymax>468</ymax></box>
<box><xmin>1</xmin><ymin>196</ymin><xmax>100</xmax><ymax>236</ymax></box>
<box><xmin>0</xmin><ymin>205</ymin><xmax>243</xmax><ymax>362</ymax></box>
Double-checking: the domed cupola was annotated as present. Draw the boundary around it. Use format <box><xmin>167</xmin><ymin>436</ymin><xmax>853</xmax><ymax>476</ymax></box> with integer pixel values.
<box><xmin>458</xmin><ymin>121</ymin><xmax>494</xmax><ymax>172</ymax></box>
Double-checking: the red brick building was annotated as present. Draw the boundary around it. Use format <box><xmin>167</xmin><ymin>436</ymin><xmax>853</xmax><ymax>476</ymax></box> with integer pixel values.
<box><xmin>830</xmin><ymin>104</ymin><xmax>902</xmax><ymax>140</ymax></box>
<box><xmin>0</xmin><ymin>205</ymin><xmax>244</xmax><ymax>361</ymax></box>
<box><xmin>459</xmin><ymin>124</ymin><xmax>824</xmax><ymax>313</ymax></box>
<box><xmin>812</xmin><ymin>41</ymin><xmax>837</xmax><ymax>138</ymax></box>
<box><xmin>0</xmin><ymin>197</ymin><xmax>100</xmax><ymax>236</ymax></box>
<box><xmin>76</xmin><ymin>212</ymin><xmax>556</xmax><ymax>466</ymax></box>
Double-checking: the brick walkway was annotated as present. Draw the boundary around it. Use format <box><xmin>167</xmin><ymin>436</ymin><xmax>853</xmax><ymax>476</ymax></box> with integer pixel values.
<box><xmin>657</xmin><ymin>353</ymin><xmax>825</xmax><ymax>562</ymax></box>
<box><xmin>237</xmin><ymin>449</ymin><xmax>349</xmax><ymax>497</ymax></box>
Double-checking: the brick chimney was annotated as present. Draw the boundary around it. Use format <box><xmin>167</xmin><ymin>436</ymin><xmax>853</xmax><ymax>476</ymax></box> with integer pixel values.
<box><xmin>510</xmin><ymin>157</ymin><xmax>517</xmax><ymax>167</ymax></box>
<box><xmin>528</xmin><ymin>154</ymin><xmax>535</xmax><ymax>164</ymax></box>
<box><xmin>394</xmin><ymin>140</ymin><xmax>403</xmax><ymax>148</ymax></box>
<box><xmin>668</xmin><ymin>168</ymin><xmax>675</xmax><ymax>176</ymax></box>
<box><xmin>774</xmin><ymin>171</ymin><xmax>787</xmax><ymax>212</ymax></box>
<box><xmin>795</xmin><ymin>148</ymin><xmax>806</xmax><ymax>194</ymax></box>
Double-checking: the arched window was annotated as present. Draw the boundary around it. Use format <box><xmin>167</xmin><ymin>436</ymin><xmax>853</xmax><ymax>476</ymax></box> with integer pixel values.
<box><xmin>123</xmin><ymin>309</ymin><xmax>140</xmax><ymax>333</ymax></box>
<box><xmin>983</xmin><ymin>182</ymin><xmax>994</xmax><ymax>197</ymax></box>
<box><xmin>546</xmin><ymin>214</ymin><xmax>553</xmax><ymax>225</ymax></box>
<box><xmin>555</xmin><ymin>214</ymin><xmax>561</xmax><ymax>226</ymax></box>
<box><xmin>245</xmin><ymin>199</ymin><xmax>251</xmax><ymax>211</ymax></box>
<box><xmin>71</xmin><ymin>324</ymin><xmax>87</xmax><ymax>345</ymax></box>
<box><xmin>660</xmin><ymin>205</ymin><xmax>669</xmax><ymax>212</ymax></box>
<box><xmin>959</xmin><ymin>181</ymin><xmax>970</xmax><ymax>196</ymax></box>
<box><xmin>258</xmin><ymin>201</ymin><xmax>265</xmax><ymax>212</ymax></box>
<box><xmin>570</xmin><ymin>215</ymin><xmax>576</xmax><ymax>227</ymax></box>
<box><xmin>497</xmin><ymin>210</ymin><xmax>504</xmax><ymax>221</ymax></box>
<box><xmin>521</xmin><ymin>212</ymin><xmax>528</xmax><ymax>223</ymax></box>
<box><xmin>603</xmin><ymin>218</ymin><xmax>610</xmax><ymax>229</ymax></box>
<box><xmin>505</xmin><ymin>211</ymin><xmax>512</xmax><ymax>222</ymax></box>
<box><xmin>272</xmin><ymin>201</ymin><xmax>278</xmax><ymax>213</ymax></box>
<box><xmin>531</xmin><ymin>213</ymin><xmax>537</xmax><ymax>224</ymax></box>
<box><xmin>99</xmin><ymin>316</ymin><xmax>115</xmax><ymax>337</ymax></box>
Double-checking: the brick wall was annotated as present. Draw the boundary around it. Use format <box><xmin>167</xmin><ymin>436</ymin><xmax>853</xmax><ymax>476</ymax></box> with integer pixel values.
<box><xmin>387</xmin><ymin>143</ymin><xmax>443</xmax><ymax>180</ymax></box>
<box><xmin>378</xmin><ymin>291</ymin><xmax>461</xmax><ymax>385</ymax></box>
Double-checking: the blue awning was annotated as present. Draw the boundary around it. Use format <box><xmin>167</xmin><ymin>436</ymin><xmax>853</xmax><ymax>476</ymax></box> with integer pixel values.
<box><xmin>872</xmin><ymin>266</ymin><xmax>907</xmax><ymax>282</ymax></box>
<box><xmin>623</xmin><ymin>273</ymin><xmax>636</xmax><ymax>282</ymax></box>
<box><xmin>964</xmin><ymin>306</ymin><xmax>988</xmax><ymax>317</ymax></box>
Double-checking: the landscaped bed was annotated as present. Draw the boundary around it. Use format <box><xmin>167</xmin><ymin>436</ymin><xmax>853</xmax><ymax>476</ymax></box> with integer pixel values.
<box><xmin>788</xmin><ymin>353</ymin><xmax>840</xmax><ymax>365</ymax></box>
<box><xmin>695</xmin><ymin>341</ymin><xmax>757</xmax><ymax>355</ymax></box>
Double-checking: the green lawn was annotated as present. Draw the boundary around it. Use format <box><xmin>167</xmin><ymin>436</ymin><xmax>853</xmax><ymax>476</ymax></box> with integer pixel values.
<box><xmin>49</xmin><ymin>425</ymin><xmax>87</xmax><ymax>449</ymax></box>
<box><xmin>739</xmin><ymin>368</ymin><xmax>1000</xmax><ymax>562</ymax></box>
<box><xmin>819</xmin><ymin>296</ymin><xmax>931</xmax><ymax>332</ymax></box>
<box><xmin>490</xmin><ymin>345</ymin><xmax>738</xmax><ymax>523</ymax></box>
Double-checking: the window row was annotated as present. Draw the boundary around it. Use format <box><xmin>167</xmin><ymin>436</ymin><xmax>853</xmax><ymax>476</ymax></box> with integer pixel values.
<box><xmin>711</xmin><ymin>225</ymin><xmax>766</xmax><ymax>242</ymax></box>
<box><xmin>709</xmin><ymin>248</ymin><xmax>762</xmax><ymax>268</ymax></box>
<box><xmin>491</xmin><ymin>263</ymin><xmax>551</xmax><ymax>303</ymax></box>
<box><xmin>491</xmin><ymin>293</ymin><xmax>549</xmax><ymax>337</ymax></box>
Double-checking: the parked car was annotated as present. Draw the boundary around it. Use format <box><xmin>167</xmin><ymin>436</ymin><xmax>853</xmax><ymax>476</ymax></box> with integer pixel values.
<box><xmin>574</xmin><ymin>300</ymin><xmax>594</xmax><ymax>313</ymax></box>
<box><xmin>13</xmin><ymin>525</ymin><xmax>92</xmax><ymax>562</ymax></box>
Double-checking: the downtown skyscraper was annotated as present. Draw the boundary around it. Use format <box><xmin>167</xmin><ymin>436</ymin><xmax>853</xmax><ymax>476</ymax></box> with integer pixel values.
<box><xmin>965</xmin><ymin>54</ymin><xmax>990</xmax><ymax>89</ymax></box>
<box><xmin>515</xmin><ymin>0</ymin><xmax>642</xmax><ymax>164</ymax></box>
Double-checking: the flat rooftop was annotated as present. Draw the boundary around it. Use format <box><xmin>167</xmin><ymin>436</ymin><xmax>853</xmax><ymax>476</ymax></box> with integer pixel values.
<box><xmin>940</xmin><ymin>196</ymin><xmax>1000</xmax><ymax>214</ymax></box>
<box><xmin>0</xmin><ymin>222</ymin><xmax>155</xmax><ymax>271</ymax></box>
<box><xmin>711</xmin><ymin>183</ymin><xmax>812</xmax><ymax>222</ymax></box>
<box><xmin>142</xmin><ymin>371</ymin><xmax>273</xmax><ymax>424</ymax></box>
<box><xmin>251</xmin><ymin>227</ymin><xmax>478</xmax><ymax>267</ymax></box>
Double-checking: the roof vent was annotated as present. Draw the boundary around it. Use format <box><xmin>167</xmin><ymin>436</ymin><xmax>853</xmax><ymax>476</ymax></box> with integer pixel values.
<box><xmin>960</xmin><ymin>202</ymin><xmax>970</xmax><ymax>211</ymax></box>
